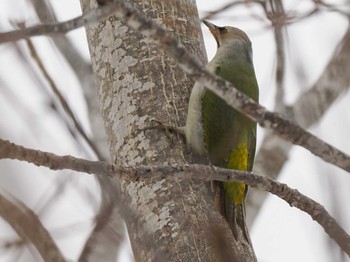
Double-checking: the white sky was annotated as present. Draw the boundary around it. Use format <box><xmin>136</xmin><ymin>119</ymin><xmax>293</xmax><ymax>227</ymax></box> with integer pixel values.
<box><xmin>0</xmin><ymin>0</ymin><xmax>350</xmax><ymax>261</ymax></box>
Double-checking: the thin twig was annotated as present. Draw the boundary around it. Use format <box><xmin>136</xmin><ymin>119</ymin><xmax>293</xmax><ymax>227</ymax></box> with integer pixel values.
<box><xmin>0</xmin><ymin>3</ymin><xmax>119</xmax><ymax>44</ymax></box>
<box><xmin>28</xmin><ymin>3</ymin><xmax>120</xmax><ymax>258</ymax></box>
<box><xmin>201</xmin><ymin>0</ymin><xmax>249</xmax><ymax>21</ymax></box>
<box><xmin>24</xmin><ymin>37</ymin><xmax>104</xmax><ymax>160</ymax></box>
<box><xmin>30</xmin><ymin>0</ymin><xmax>94</xmax><ymax>88</ymax></box>
<box><xmin>0</xmin><ymin>192</ymin><xmax>65</xmax><ymax>262</ymax></box>
<box><xmin>0</xmin><ymin>138</ymin><xmax>167</xmax><ymax>261</ymax></box>
<box><xmin>250</xmin><ymin>22</ymin><xmax>350</xmax><ymax>225</ymax></box>
<box><xmin>315</xmin><ymin>0</ymin><xmax>350</xmax><ymax>17</ymax></box>
<box><xmin>266</xmin><ymin>0</ymin><xmax>286</xmax><ymax>111</ymax></box>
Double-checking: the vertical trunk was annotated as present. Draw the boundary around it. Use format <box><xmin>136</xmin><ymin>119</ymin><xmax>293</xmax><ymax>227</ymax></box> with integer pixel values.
<box><xmin>81</xmin><ymin>0</ymin><xmax>256</xmax><ymax>260</ymax></box>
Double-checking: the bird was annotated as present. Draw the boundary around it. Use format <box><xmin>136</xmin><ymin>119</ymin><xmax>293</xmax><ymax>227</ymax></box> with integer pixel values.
<box><xmin>185</xmin><ymin>20</ymin><xmax>259</xmax><ymax>242</ymax></box>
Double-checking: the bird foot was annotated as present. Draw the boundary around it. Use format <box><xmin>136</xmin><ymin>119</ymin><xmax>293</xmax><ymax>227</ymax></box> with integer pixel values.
<box><xmin>141</xmin><ymin>119</ymin><xmax>185</xmax><ymax>143</ymax></box>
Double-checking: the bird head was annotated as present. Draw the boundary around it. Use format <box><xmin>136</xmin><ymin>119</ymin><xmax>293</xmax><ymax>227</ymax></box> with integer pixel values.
<box><xmin>203</xmin><ymin>20</ymin><xmax>251</xmax><ymax>49</ymax></box>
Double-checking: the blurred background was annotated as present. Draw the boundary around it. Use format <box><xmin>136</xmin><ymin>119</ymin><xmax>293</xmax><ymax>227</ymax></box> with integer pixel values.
<box><xmin>0</xmin><ymin>0</ymin><xmax>349</xmax><ymax>261</ymax></box>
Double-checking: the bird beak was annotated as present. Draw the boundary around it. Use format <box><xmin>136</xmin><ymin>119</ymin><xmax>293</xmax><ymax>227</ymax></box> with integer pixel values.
<box><xmin>203</xmin><ymin>20</ymin><xmax>220</xmax><ymax>45</ymax></box>
<box><xmin>203</xmin><ymin>20</ymin><xmax>219</xmax><ymax>34</ymax></box>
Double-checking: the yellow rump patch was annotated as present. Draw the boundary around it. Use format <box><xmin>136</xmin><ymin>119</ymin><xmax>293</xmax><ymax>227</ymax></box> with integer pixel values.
<box><xmin>224</xmin><ymin>143</ymin><xmax>248</xmax><ymax>205</ymax></box>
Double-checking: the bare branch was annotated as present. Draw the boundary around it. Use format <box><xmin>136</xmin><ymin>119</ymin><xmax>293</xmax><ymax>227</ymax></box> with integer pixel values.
<box><xmin>1</xmin><ymin>138</ymin><xmax>349</xmax><ymax>257</ymax></box>
<box><xmin>24</xmin><ymin>34</ymin><xmax>104</xmax><ymax>161</ymax></box>
<box><xmin>29</xmin><ymin>0</ymin><xmax>109</xmax><ymax>161</ymax></box>
<box><xmin>0</xmin><ymin>138</ymin><xmax>170</xmax><ymax>260</ymax></box>
<box><xmin>264</xmin><ymin>0</ymin><xmax>286</xmax><ymax>111</ymax></box>
<box><xmin>28</xmin><ymin>3</ymin><xmax>122</xmax><ymax>258</ymax></box>
<box><xmin>1</xmin><ymin>1</ymin><xmax>349</xmax><ymax>171</ymax></box>
<box><xmin>106</xmin><ymin>0</ymin><xmax>350</xmax><ymax>172</ymax></box>
<box><xmin>292</xmin><ymin>26</ymin><xmax>350</xmax><ymax>128</ymax></box>
<box><xmin>0</xmin><ymin>3</ymin><xmax>119</xmax><ymax>44</ymax></box>
<box><xmin>315</xmin><ymin>1</ymin><xmax>350</xmax><ymax>17</ymax></box>
<box><xmin>30</xmin><ymin>0</ymin><xmax>95</xmax><ymax>88</ymax></box>
<box><xmin>0</xmin><ymin>139</ymin><xmax>112</xmax><ymax>176</ymax></box>
<box><xmin>249</xmin><ymin>25</ymin><xmax>350</xmax><ymax>225</ymax></box>
<box><xmin>0</xmin><ymin>193</ymin><xmax>65</xmax><ymax>262</ymax></box>
<box><xmin>201</xmin><ymin>0</ymin><xmax>250</xmax><ymax>21</ymax></box>
<box><xmin>255</xmin><ymin>7</ymin><xmax>350</xmax><ymax>177</ymax></box>
<box><xmin>78</xmin><ymin>206</ymin><xmax>125</xmax><ymax>262</ymax></box>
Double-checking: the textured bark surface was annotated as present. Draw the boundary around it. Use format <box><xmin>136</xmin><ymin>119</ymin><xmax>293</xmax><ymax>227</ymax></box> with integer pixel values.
<box><xmin>82</xmin><ymin>0</ymin><xmax>216</xmax><ymax>260</ymax></box>
<box><xmin>81</xmin><ymin>0</ymin><xmax>257</xmax><ymax>260</ymax></box>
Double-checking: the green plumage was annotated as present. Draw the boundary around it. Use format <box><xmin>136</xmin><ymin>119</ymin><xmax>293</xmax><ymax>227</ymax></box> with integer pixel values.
<box><xmin>202</xmin><ymin>61</ymin><xmax>258</xmax><ymax>168</ymax></box>
<box><xmin>185</xmin><ymin>21</ymin><xmax>259</xmax><ymax>241</ymax></box>
<box><xmin>202</xmin><ymin>59</ymin><xmax>258</xmax><ymax>240</ymax></box>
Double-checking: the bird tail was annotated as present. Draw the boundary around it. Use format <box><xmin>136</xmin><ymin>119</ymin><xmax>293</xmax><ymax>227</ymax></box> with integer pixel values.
<box><xmin>227</xmin><ymin>201</ymin><xmax>251</xmax><ymax>244</ymax></box>
<box><xmin>217</xmin><ymin>182</ymin><xmax>252</xmax><ymax>244</ymax></box>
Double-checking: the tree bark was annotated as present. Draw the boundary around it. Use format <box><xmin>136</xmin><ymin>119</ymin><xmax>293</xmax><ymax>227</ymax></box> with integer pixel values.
<box><xmin>81</xmin><ymin>0</ymin><xmax>256</xmax><ymax>260</ymax></box>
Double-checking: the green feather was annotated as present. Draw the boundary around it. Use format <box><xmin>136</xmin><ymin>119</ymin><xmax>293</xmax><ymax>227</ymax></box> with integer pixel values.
<box><xmin>185</xmin><ymin>22</ymin><xmax>259</xmax><ymax>242</ymax></box>
<box><xmin>201</xmin><ymin>52</ymin><xmax>258</xmax><ymax>240</ymax></box>
<box><xmin>202</xmin><ymin>61</ymin><xmax>258</xmax><ymax>169</ymax></box>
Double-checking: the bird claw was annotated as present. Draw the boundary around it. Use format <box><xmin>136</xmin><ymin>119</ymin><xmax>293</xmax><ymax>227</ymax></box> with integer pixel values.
<box><xmin>141</xmin><ymin>119</ymin><xmax>185</xmax><ymax>144</ymax></box>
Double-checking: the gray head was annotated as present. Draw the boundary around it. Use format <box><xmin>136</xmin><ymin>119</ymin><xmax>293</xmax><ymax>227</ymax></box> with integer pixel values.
<box><xmin>203</xmin><ymin>20</ymin><xmax>252</xmax><ymax>49</ymax></box>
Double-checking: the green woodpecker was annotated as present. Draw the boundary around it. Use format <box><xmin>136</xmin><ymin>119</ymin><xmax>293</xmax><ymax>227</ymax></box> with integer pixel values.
<box><xmin>185</xmin><ymin>21</ymin><xmax>259</xmax><ymax>241</ymax></box>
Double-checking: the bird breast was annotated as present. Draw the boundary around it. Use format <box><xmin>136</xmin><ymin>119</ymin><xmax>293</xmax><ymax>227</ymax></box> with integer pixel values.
<box><xmin>185</xmin><ymin>81</ymin><xmax>206</xmax><ymax>155</ymax></box>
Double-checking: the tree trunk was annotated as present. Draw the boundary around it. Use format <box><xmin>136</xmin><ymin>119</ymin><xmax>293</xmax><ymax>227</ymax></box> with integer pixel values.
<box><xmin>81</xmin><ymin>0</ymin><xmax>256</xmax><ymax>260</ymax></box>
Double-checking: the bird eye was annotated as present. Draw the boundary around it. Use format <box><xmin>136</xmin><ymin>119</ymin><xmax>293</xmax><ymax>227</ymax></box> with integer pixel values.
<box><xmin>219</xmin><ymin>27</ymin><xmax>227</xmax><ymax>33</ymax></box>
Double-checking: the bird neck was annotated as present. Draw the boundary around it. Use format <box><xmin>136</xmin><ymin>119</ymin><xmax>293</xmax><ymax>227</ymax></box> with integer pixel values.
<box><xmin>209</xmin><ymin>42</ymin><xmax>258</xmax><ymax>102</ymax></box>
<box><xmin>215</xmin><ymin>42</ymin><xmax>253</xmax><ymax>66</ymax></box>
